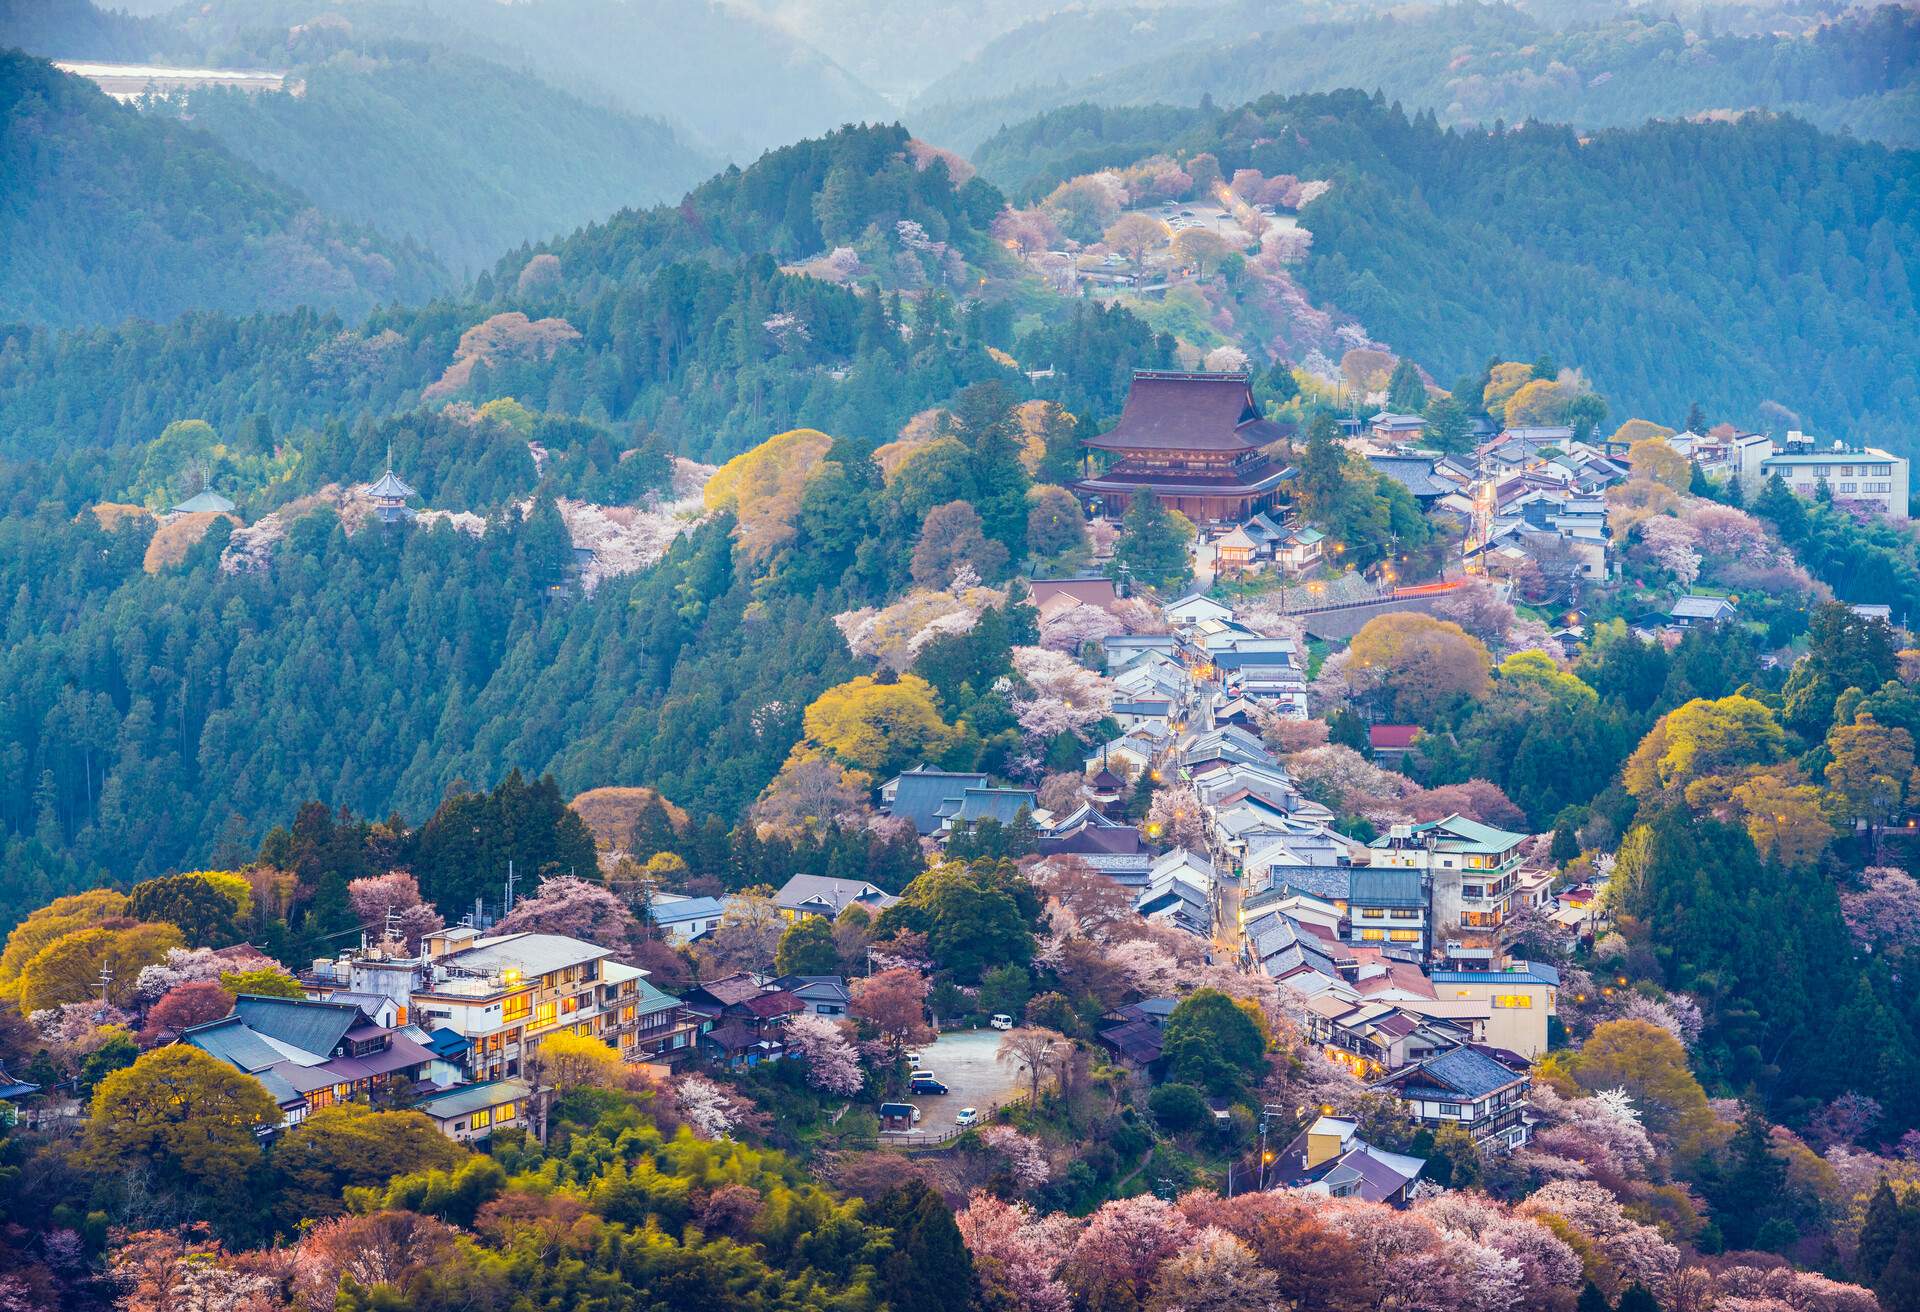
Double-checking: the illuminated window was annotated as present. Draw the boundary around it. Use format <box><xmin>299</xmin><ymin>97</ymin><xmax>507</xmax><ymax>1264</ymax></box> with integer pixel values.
<box><xmin>470</xmin><ymin>1107</ymin><xmax>492</xmax><ymax>1129</ymax></box>
<box><xmin>1360</xmin><ymin>908</ymin><xmax>1386</xmax><ymax>919</ymax></box>
<box><xmin>496</xmin><ymin>1102</ymin><xmax>516</xmax><ymax>1123</ymax></box>
<box><xmin>535</xmin><ymin>1001</ymin><xmax>558</xmax><ymax>1026</ymax></box>
<box><xmin>1388</xmin><ymin>930</ymin><xmax>1421</xmax><ymax>943</ymax></box>
<box><xmin>1492</xmin><ymin>994</ymin><xmax>1533</xmax><ymax>1009</ymax></box>
<box><xmin>501</xmin><ymin>993</ymin><xmax>532</xmax><ymax>1022</ymax></box>
<box><xmin>1360</xmin><ymin>929</ymin><xmax>1386</xmax><ymax>942</ymax></box>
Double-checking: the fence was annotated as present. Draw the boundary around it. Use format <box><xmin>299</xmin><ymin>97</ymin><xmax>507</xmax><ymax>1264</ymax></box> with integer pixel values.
<box><xmin>876</xmin><ymin>1090</ymin><xmax>1031</xmax><ymax>1152</ymax></box>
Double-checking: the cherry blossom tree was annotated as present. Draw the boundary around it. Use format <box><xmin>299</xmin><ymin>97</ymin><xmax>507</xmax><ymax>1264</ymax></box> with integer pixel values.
<box><xmin>1011</xmin><ymin>646</ymin><xmax>1113</xmax><ymax>742</ymax></box>
<box><xmin>784</xmin><ymin>1013</ymin><xmax>865</xmax><ymax>1096</ymax></box>
<box><xmin>1403</xmin><ymin>780</ymin><xmax>1527</xmax><ymax>829</ymax></box>
<box><xmin>978</xmin><ymin>1125</ymin><xmax>1051</xmax><ymax>1189</ymax></box>
<box><xmin>676</xmin><ymin>1074</ymin><xmax>746</xmax><ymax>1139</ymax></box>
<box><xmin>851</xmin><ymin>967</ymin><xmax>933</xmax><ymax>1051</ymax></box>
<box><xmin>1146</xmin><ymin>785</ymin><xmax>1208</xmax><ymax>847</ymax></box>
<box><xmin>955</xmin><ymin>1192</ymin><xmax>1078</xmax><ymax>1312</ymax></box>
<box><xmin>288</xmin><ymin>1211</ymin><xmax>458</xmax><ymax>1311</ymax></box>
<box><xmin>997</xmin><ymin>1026</ymin><xmax>1067</xmax><ymax>1104</ymax></box>
<box><xmin>494</xmin><ymin>875</ymin><xmax>637</xmax><ymax>949</ymax></box>
<box><xmin>1037</xmin><ymin>601</ymin><xmax>1128</xmax><ymax>653</ymax></box>
<box><xmin>1840</xmin><ymin>866</ymin><xmax>1920</xmax><ymax>949</ymax></box>
<box><xmin>1285</xmin><ymin>744</ymin><xmax>1413</xmax><ymax>819</ymax></box>
<box><xmin>1144</xmin><ymin>1225</ymin><xmax>1279</xmax><ymax>1312</ymax></box>
<box><xmin>1064</xmin><ymin>1194</ymin><xmax>1195</xmax><ymax>1305</ymax></box>
<box><xmin>345</xmin><ymin>872</ymin><xmax>441</xmax><ymax>952</ymax></box>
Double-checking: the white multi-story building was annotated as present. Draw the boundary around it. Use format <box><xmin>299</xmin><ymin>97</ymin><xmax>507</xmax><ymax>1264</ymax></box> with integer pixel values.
<box><xmin>307</xmin><ymin>927</ymin><xmax>677</xmax><ymax>1083</ymax></box>
<box><xmin>1368</xmin><ymin>815</ymin><xmax>1529</xmax><ymax>950</ymax></box>
<box><xmin>1739</xmin><ymin>431</ymin><xmax>1909</xmax><ymax>518</ymax></box>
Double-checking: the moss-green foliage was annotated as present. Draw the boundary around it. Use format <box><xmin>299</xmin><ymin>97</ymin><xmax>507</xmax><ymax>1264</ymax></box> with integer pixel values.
<box><xmin>343</xmin><ymin>1101</ymin><xmax>949</xmax><ymax>1312</ymax></box>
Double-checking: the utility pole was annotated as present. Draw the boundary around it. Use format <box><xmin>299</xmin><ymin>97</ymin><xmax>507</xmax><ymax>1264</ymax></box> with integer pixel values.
<box><xmin>93</xmin><ymin>964</ymin><xmax>114</xmax><ymax>1022</ymax></box>
<box><xmin>503</xmin><ymin>859</ymin><xmax>516</xmax><ymax>916</ymax></box>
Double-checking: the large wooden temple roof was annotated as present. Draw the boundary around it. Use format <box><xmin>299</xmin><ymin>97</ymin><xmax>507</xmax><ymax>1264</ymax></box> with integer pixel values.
<box><xmin>1086</xmin><ymin>371</ymin><xmax>1295</xmax><ymax>455</ymax></box>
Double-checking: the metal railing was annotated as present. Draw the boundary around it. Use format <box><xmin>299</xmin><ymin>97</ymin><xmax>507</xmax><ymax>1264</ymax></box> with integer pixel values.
<box><xmin>876</xmin><ymin>1090</ymin><xmax>1031</xmax><ymax>1151</ymax></box>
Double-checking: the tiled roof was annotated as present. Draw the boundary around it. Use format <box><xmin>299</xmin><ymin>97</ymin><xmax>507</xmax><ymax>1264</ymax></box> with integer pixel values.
<box><xmin>1388</xmin><ymin>1046</ymin><xmax>1525</xmax><ymax>1100</ymax></box>
<box><xmin>885</xmin><ymin>767</ymin><xmax>990</xmax><ymax>834</ymax></box>
<box><xmin>232</xmin><ymin>995</ymin><xmax>364</xmax><ymax>1058</ymax></box>
<box><xmin>416</xmin><ymin>1078</ymin><xmax>531</xmax><ymax>1120</ymax></box>
<box><xmin>1088</xmin><ymin>371</ymin><xmax>1291</xmax><ymax>455</ymax></box>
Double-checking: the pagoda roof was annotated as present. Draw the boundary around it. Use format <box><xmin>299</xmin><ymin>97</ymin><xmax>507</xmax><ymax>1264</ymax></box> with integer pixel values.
<box><xmin>171</xmin><ymin>489</ymin><xmax>235</xmax><ymax>514</ymax></box>
<box><xmin>365</xmin><ymin>471</ymin><xmax>417</xmax><ymax>501</ymax></box>
<box><xmin>1087</xmin><ymin>371</ymin><xmax>1295</xmax><ymax>455</ymax></box>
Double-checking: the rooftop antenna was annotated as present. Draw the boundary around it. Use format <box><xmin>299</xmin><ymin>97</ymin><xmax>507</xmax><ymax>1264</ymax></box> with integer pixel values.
<box><xmin>383</xmin><ymin>904</ymin><xmax>402</xmax><ymax>947</ymax></box>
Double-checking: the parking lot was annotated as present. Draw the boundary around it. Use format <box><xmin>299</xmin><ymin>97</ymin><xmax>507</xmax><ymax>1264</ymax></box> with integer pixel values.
<box><xmin>887</xmin><ymin>1029</ymin><xmax>1026</xmax><ymax>1140</ymax></box>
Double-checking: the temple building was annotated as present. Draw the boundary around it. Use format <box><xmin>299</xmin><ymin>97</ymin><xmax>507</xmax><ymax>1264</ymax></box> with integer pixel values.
<box><xmin>364</xmin><ymin>469</ymin><xmax>418</xmax><ymax>524</ymax></box>
<box><xmin>1076</xmin><ymin>371</ymin><xmax>1294</xmax><ymax>524</ymax></box>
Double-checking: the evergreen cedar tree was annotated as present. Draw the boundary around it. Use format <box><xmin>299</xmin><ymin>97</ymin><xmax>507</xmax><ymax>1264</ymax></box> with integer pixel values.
<box><xmin>1159</xmin><ymin>988</ymin><xmax>1268</xmax><ymax>1095</ymax></box>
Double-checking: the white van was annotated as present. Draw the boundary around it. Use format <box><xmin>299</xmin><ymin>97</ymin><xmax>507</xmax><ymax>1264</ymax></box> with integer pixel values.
<box><xmin>990</xmin><ymin>1013</ymin><xmax>1013</xmax><ymax>1030</ymax></box>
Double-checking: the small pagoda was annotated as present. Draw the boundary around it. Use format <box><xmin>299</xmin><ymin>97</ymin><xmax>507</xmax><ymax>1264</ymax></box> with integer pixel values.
<box><xmin>1075</xmin><ymin>370</ymin><xmax>1294</xmax><ymax>523</ymax></box>
<box><xmin>364</xmin><ymin>469</ymin><xmax>418</xmax><ymax>524</ymax></box>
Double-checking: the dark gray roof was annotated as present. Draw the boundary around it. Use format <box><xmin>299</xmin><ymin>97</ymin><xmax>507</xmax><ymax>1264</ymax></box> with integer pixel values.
<box><xmin>232</xmin><ymin>995</ymin><xmax>365</xmax><ymax>1058</ymax></box>
<box><xmin>955</xmin><ymin>787</ymin><xmax>1037</xmax><ymax>824</ymax></box>
<box><xmin>1349</xmin><ymin>867</ymin><xmax>1425</xmax><ymax>908</ymax></box>
<box><xmin>885</xmin><ymin>768</ymin><xmax>989</xmax><ymax>834</ymax></box>
<box><xmin>1366</xmin><ymin>456</ymin><xmax>1451</xmax><ymax>499</ymax></box>
<box><xmin>1391</xmin><ymin>1046</ymin><xmax>1524</xmax><ymax>1101</ymax></box>
<box><xmin>771</xmin><ymin>975</ymin><xmax>851</xmax><ymax>1005</ymax></box>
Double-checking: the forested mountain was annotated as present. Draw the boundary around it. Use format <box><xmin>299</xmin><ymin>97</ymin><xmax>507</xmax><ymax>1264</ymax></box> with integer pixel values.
<box><xmin>732</xmin><ymin>0</ymin><xmax>1244</xmax><ymax>103</ymax></box>
<box><xmin>913</xmin><ymin>1</ymin><xmax>1920</xmax><ymax>152</ymax></box>
<box><xmin>979</xmin><ymin>92</ymin><xmax>1920</xmax><ymax>449</ymax></box>
<box><xmin>0</xmin><ymin>122</ymin><xmax>1167</xmax><ymax>908</ymax></box>
<box><xmin>153</xmin><ymin>49</ymin><xmax>715</xmax><ymax>275</ymax></box>
<box><xmin>0</xmin><ymin>51</ymin><xmax>446</xmax><ymax>328</ymax></box>
<box><xmin>143</xmin><ymin>0</ymin><xmax>886</xmax><ymax>159</ymax></box>
<box><xmin>0</xmin><ymin>0</ymin><xmax>170</xmax><ymax>61</ymax></box>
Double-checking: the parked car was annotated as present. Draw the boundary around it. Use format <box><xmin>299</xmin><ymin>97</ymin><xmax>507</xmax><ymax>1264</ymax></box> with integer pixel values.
<box><xmin>955</xmin><ymin>1107</ymin><xmax>979</xmax><ymax>1128</ymax></box>
<box><xmin>990</xmin><ymin>1013</ymin><xmax>1014</xmax><ymax>1030</ymax></box>
<box><xmin>910</xmin><ymin>1074</ymin><xmax>949</xmax><ymax>1095</ymax></box>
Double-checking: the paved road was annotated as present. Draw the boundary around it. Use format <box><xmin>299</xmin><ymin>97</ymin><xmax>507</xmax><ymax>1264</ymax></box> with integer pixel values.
<box><xmin>887</xmin><ymin>1029</ymin><xmax>1025</xmax><ymax>1139</ymax></box>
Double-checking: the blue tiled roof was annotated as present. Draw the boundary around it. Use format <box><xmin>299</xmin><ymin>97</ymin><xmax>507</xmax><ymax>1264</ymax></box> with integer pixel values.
<box><xmin>1400</xmin><ymin>1046</ymin><xmax>1523</xmax><ymax>1100</ymax></box>
<box><xmin>885</xmin><ymin>768</ymin><xmax>988</xmax><ymax>834</ymax></box>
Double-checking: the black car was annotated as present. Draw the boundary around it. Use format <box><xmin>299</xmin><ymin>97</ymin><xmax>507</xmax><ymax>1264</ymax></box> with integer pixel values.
<box><xmin>909</xmin><ymin>1075</ymin><xmax>949</xmax><ymax>1095</ymax></box>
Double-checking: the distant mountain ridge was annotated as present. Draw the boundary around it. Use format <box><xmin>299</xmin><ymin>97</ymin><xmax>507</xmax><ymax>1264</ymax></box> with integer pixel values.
<box><xmin>0</xmin><ymin>50</ymin><xmax>446</xmax><ymax>328</ymax></box>
<box><xmin>912</xmin><ymin>1</ymin><xmax>1920</xmax><ymax>153</ymax></box>
<box><xmin>155</xmin><ymin>48</ymin><xmax>718</xmax><ymax>275</ymax></box>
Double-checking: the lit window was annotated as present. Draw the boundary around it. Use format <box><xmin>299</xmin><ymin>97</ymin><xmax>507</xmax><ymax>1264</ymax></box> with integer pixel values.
<box><xmin>501</xmin><ymin>993</ymin><xmax>531</xmax><ymax>1022</ymax></box>
<box><xmin>535</xmin><ymin>1002</ymin><xmax>558</xmax><ymax>1026</ymax></box>
<box><xmin>470</xmin><ymin>1107</ymin><xmax>492</xmax><ymax>1129</ymax></box>
<box><xmin>1388</xmin><ymin>930</ymin><xmax>1421</xmax><ymax>942</ymax></box>
<box><xmin>1492</xmin><ymin>994</ymin><xmax>1533</xmax><ymax>1009</ymax></box>
<box><xmin>1360</xmin><ymin>929</ymin><xmax>1386</xmax><ymax>941</ymax></box>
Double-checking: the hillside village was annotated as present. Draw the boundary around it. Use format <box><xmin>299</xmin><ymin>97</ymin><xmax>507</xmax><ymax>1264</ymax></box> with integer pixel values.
<box><xmin>5</xmin><ymin>344</ymin><xmax>1919</xmax><ymax>1311</ymax></box>
<box><xmin>0</xmin><ymin>66</ymin><xmax>1915</xmax><ymax>1312</ymax></box>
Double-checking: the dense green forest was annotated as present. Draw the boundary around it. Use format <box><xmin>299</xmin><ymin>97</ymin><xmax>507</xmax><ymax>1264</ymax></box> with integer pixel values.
<box><xmin>979</xmin><ymin>92</ymin><xmax>1920</xmax><ymax>450</ymax></box>
<box><xmin>0</xmin><ymin>123</ymin><xmax>1163</xmax><ymax>915</ymax></box>
<box><xmin>0</xmin><ymin>0</ymin><xmax>166</xmax><ymax>61</ymax></box>
<box><xmin>0</xmin><ymin>122</ymin><xmax>1166</xmax><ymax>474</ymax></box>
<box><xmin>0</xmin><ymin>51</ymin><xmax>447</xmax><ymax>327</ymax></box>
<box><xmin>914</xmin><ymin>1</ymin><xmax>1920</xmax><ymax>153</ymax></box>
<box><xmin>154</xmin><ymin>48</ymin><xmax>714</xmax><ymax>275</ymax></box>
